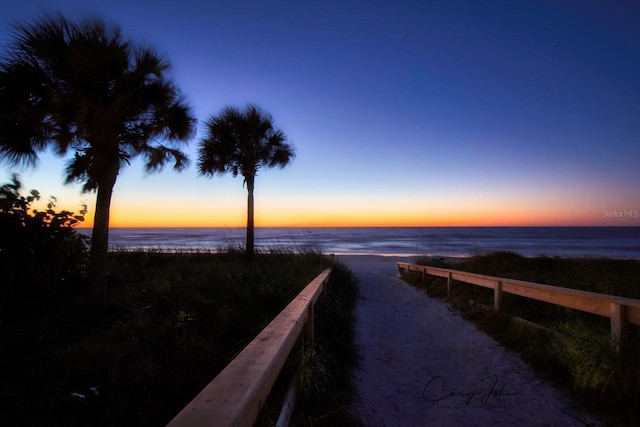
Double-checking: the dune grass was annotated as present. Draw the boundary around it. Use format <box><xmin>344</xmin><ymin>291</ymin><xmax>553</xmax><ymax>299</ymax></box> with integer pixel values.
<box><xmin>0</xmin><ymin>250</ymin><xmax>359</xmax><ymax>426</ymax></box>
<box><xmin>401</xmin><ymin>251</ymin><xmax>640</xmax><ymax>426</ymax></box>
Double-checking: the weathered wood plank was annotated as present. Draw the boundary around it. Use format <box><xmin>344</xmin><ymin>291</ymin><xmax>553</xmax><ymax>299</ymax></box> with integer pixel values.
<box><xmin>451</xmin><ymin>271</ymin><xmax>496</xmax><ymax>288</ymax></box>
<box><xmin>167</xmin><ymin>268</ymin><xmax>332</xmax><ymax>427</ymax></box>
<box><xmin>500</xmin><ymin>278</ymin><xmax>611</xmax><ymax>317</ymax></box>
<box><xmin>422</xmin><ymin>266</ymin><xmax>450</xmax><ymax>279</ymax></box>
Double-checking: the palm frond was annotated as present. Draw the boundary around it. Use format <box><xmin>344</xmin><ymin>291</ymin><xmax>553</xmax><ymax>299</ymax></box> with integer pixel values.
<box><xmin>64</xmin><ymin>151</ymin><xmax>96</xmax><ymax>192</ymax></box>
<box><xmin>143</xmin><ymin>145</ymin><xmax>190</xmax><ymax>172</ymax></box>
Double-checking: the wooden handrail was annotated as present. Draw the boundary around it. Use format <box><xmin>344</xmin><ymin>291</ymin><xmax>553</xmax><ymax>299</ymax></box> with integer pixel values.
<box><xmin>167</xmin><ymin>268</ymin><xmax>332</xmax><ymax>427</ymax></box>
<box><xmin>397</xmin><ymin>262</ymin><xmax>640</xmax><ymax>348</ymax></box>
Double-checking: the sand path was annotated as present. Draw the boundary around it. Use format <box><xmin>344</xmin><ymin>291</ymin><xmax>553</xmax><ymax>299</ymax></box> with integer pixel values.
<box><xmin>339</xmin><ymin>255</ymin><xmax>603</xmax><ymax>427</ymax></box>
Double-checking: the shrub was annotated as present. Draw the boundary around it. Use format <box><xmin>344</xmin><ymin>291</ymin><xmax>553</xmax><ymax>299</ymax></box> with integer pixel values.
<box><xmin>0</xmin><ymin>175</ymin><xmax>88</xmax><ymax>316</ymax></box>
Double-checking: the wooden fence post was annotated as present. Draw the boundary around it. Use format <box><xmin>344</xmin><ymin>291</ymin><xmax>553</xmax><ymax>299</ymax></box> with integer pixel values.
<box><xmin>494</xmin><ymin>280</ymin><xmax>502</xmax><ymax>312</ymax></box>
<box><xmin>610</xmin><ymin>302</ymin><xmax>626</xmax><ymax>352</ymax></box>
<box><xmin>447</xmin><ymin>271</ymin><xmax>452</xmax><ymax>296</ymax></box>
<box><xmin>304</xmin><ymin>304</ymin><xmax>315</xmax><ymax>350</ymax></box>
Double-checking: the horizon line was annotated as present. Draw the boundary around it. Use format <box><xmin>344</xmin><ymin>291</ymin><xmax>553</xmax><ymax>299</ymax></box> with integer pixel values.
<box><xmin>75</xmin><ymin>224</ymin><xmax>640</xmax><ymax>229</ymax></box>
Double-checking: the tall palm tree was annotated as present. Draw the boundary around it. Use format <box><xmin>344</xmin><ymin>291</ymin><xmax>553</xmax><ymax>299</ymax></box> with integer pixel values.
<box><xmin>0</xmin><ymin>14</ymin><xmax>196</xmax><ymax>300</ymax></box>
<box><xmin>197</xmin><ymin>105</ymin><xmax>295</xmax><ymax>261</ymax></box>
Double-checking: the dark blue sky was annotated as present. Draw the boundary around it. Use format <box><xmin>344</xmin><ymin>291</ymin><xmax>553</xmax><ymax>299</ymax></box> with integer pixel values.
<box><xmin>2</xmin><ymin>0</ymin><xmax>639</xmax><ymax>226</ymax></box>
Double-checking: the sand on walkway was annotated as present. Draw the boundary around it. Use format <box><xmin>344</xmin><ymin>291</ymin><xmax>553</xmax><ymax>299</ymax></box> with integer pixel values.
<box><xmin>339</xmin><ymin>255</ymin><xmax>603</xmax><ymax>427</ymax></box>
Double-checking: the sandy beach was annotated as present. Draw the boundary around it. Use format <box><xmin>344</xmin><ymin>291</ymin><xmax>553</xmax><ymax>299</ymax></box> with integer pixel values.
<box><xmin>338</xmin><ymin>255</ymin><xmax>603</xmax><ymax>427</ymax></box>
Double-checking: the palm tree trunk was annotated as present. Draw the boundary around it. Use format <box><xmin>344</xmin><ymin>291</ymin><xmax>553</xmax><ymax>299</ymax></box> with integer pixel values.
<box><xmin>246</xmin><ymin>176</ymin><xmax>255</xmax><ymax>263</ymax></box>
<box><xmin>88</xmin><ymin>167</ymin><xmax>118</xmax><ymax>303</ymax></box>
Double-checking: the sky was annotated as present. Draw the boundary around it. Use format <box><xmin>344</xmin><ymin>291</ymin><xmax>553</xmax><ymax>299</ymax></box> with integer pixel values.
<box><xmin>1</xmin><ymin>0</ymin><xmax>639</xmax><ymax>227</ymax></box>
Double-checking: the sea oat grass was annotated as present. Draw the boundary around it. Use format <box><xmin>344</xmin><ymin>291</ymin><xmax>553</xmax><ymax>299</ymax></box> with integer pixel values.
<box><xmin>402</xmin><ymin>251</ymin><xmax>640</xmax><ymax>426</ymax></box>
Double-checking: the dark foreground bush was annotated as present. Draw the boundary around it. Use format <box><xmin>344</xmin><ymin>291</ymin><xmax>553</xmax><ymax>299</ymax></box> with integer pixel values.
<box><xmin>0</xmin><ymin>175</ymin><xmax>88</xmax><ymax>317</ymax></box>
<box><xmin>402</xmin><ymin>251</ymin><xmax>640</xmax><ymax>426</ymax></box>
<box><xmin>0</xmin><ymin>251</ymin><xmax>359</xmax><ymax>426</ymax></box>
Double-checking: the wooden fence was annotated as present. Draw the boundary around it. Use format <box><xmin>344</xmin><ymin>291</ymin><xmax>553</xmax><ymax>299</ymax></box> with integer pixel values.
<box><xmin>397</xmin><ymin>262</ymin><xmax>640</xmax><ymax>348</ymax></box>
<box><xmin>167</xmin><ymin>268</ymin><xmax>333</xmax><ymax>427</ymax></box>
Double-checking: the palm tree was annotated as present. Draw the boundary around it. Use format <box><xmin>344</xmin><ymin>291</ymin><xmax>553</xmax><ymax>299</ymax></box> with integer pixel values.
<box><xmin>0</xmin><ymin>14</ymin><xmax>196</xmax><ymax>300</ymax></box>
<box><xmin>197</xmin><ymin>105</ymin><xmax>295</xmax><ymax>261</ymax></box>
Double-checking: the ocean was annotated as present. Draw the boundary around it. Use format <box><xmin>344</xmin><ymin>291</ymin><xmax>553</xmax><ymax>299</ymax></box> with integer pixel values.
<box><xmin>77</xmin><ymin>227</ymin><xmax>640</xmax><ymax>259</ymax></box>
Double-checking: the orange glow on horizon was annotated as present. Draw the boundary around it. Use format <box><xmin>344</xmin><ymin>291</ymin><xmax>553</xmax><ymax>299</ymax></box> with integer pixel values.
<box><xmin>80</xmin><ymin>219</ymin><xmax>624</xmax><ymax>228</ymax></box>
<box><xmin>72</xmin><ymin>189</ymin><xmax>638</xmax><ymax>228</ymax></box>
<box><xmin>78</xmin><ymin>206</ymin><xmax>626</xmax><ymax>228</ymax></box>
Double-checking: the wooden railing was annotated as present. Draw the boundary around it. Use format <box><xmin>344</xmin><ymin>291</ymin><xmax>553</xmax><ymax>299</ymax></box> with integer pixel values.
<box><xmin>167</xmin><ymin>268</ymin><xmax>332</xmax><ymax>427</ymax></box>
<box><xmin>397</xmin><ymin>262</ymin><xmax>640</xmax><ymax>348</ymax></box>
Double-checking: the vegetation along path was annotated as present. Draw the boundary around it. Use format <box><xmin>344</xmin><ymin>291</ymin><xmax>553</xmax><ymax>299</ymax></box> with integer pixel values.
<box><xmin>340</xmin><ymin>255</ymin><xmax>603</xmax><ymax>427</ymax></box>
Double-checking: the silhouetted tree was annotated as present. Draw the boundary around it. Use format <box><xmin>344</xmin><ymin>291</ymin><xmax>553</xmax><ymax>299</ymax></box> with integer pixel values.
<box><xmin>0</xmin><ymin>14</ymin><xmax>196</xmax><ymax>300</ymax></box>
<box><xmin>197</xmin><ymin>105</ymin><xmax>295</xmax><ymax>261</ymax></box>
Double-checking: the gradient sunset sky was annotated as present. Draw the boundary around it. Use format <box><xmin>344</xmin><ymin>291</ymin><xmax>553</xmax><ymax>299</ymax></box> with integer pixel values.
<box><xmin>1</xmin><ymin>0</ymin><xmax>639</xmax><ymax>227</ymax></box>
